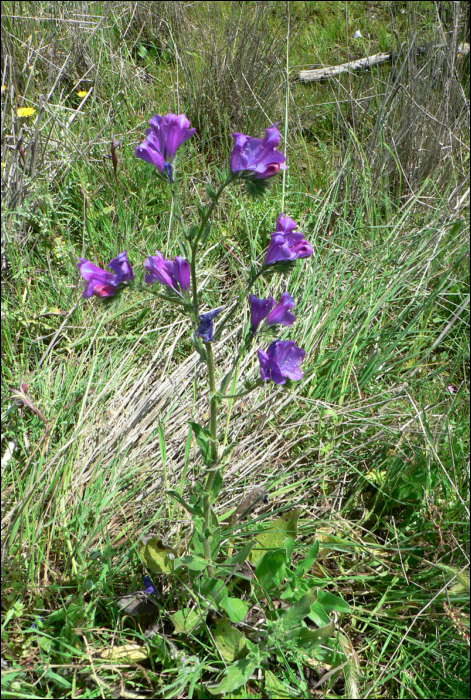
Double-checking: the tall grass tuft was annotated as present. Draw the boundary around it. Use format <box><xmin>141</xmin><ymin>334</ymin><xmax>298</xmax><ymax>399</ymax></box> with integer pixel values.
<box><xmin>178</xmin><ymin>1</ymin><xmax>287</xmax><ymax>146</ymax></box>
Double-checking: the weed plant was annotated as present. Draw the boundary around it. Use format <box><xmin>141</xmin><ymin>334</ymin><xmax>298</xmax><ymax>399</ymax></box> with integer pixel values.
<box><xmin>1</xmin><ymin>2</ymin><xmax>470</xmax><ymax>699</ymax></box>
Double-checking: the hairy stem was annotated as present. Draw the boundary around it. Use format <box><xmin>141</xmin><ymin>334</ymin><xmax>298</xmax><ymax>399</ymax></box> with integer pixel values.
<box><xmin>202</xmin><ymin>343</ymin><xmax>219</xmax><ymax>562</ymax></box>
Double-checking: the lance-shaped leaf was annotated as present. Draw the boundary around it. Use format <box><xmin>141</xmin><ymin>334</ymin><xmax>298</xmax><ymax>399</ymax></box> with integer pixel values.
<box><xmin>285</xmin><ymin>619</ymin><xmax>335</xmax><ymax>651</ymax></box>
<box><xmin>207</xmin><ymin>659</ymin><xmax>256</xmax><ymax>695</ymax></box>
<box><xmin>214</xmin><ymin>616</ymin><xmax>248</xmax><ymax>662</ymax></box>
<box><xmin>250</xmin><ymin>508</ymin><xmax>302</xmax><ymax>565</ymax></box>
<box><xmin>280</xmin><ymin>587</ymin><xmax>318</xmax><ymax>630</ymax></box>
<box><xmin>189</xmin><ymin>421</ymin><xmax>213</xmax><ymax>466</ymax></box>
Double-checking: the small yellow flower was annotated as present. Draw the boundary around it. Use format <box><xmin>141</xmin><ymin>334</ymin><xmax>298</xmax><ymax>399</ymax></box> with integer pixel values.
<box><xmin>1</xmin><ymin>85</ymin><xmax>6</xmax><ymax>93</ymax></box>
<box><xmin>77</xmin><ymin>90</ymin><xmax>88</xmax><ymax>98</ymax></box>
<box><xmin>1</xmin><ymin>162</ymin><xmax>6</xmax><ymax>168</ymax></box>
<box><xmin>17</xmin><ymin>107</ymin><xmax>36</xmax><ymax>117</ymax></box>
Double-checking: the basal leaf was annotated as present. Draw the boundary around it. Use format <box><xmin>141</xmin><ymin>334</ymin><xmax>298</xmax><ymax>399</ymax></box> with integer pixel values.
<box><xmin>285</xmin><ymin>619</ymin><xmax>335</xmax><ymax>651</ymax></box>
<box><xmin>214</xmin><ymin>616</ymin><xmax>248</xmax><ymax>662</ymax></box>
<box><xmin>281</xmin><ymin>587</ymin><xmax>318</xmax><ymax>630</ymax></box>
<box><xmin>138</xmin><ymin>536</ymin><xmax>175</xmax><ymax>574</ymax></box>
<box><xmin>265</xmin><ymin>669</ymin><xmax>293</xmax><ymax>699</ymax></box>
<box><xmin>207</xmin><ymin>659</ymin><xmax>256</xmax><ymax>695</ymax></box>
<box><xmin>219</xmin><ymin>596</ymin><xmax>250</xmax><ymax>624</ymax></box>
<box><xmin>250</xmin><ymin>508</ymin><xmax>302</xmax><ymax>565</ymax></box>
<box><xmin>294</xmin><ymin>541</ymin><xmax>319</xmax><ymax>577</ymax></box>
<box><xmin>170</xmin><ymin>608</ymin><xmax>203</xmax><ymax>634</ymax></box>
<box><xmin>255</xmin><ymin>548</ymin><xmax>286</xmax><ymax>591</ymax></box>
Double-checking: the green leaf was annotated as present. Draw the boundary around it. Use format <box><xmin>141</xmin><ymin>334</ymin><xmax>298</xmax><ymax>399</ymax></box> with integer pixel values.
<box><xmin>158</xmin><ymin>420</ymin><xmax>166</xmax><ymax>465</ymax></box>
<box><xmin>170</xmin><ymin>608</ymin><xmax>203</xmax><ymax>634</ymax></box>
<box><xmin>265</xmin><ymin>669</ymin><xmax>293</xmax><ymax>699</ymax></box>
<box><xmin>189</xmin><ymin>421</ymin><xmax>213</xmax><ymax>466</ymax></box>
<box><xmin>285</xmin><ymin>620</ymin><xmax>335</xmax><ymax>651</ymax></box>
<box><xmin>209</xmin><ymin>526</ymin><xmax>221</xmax><ymax>558</ymax></box>
<box><xmin>281</xmin><ymin>587</ymin><xmax>318</xmax><ymax>630</ymax></box>
<box><xmin>210</xmin><ymin>469</ymin><xmax>223</xmax><ymax>501</ymax></box>
<box><xmin>138</xmin><ymin>536</ymin><xmax>175</xmax><ymax>574</ymax></box>
<box><xmin>294</xmin><ymin>541</ymin><xmax>319</xmax><ymax>577</ymax></box>
<box><xmin>200</xmin><ymin>577</ymin><xmax>228</xmax><ymax>606</ymax></box>
<box><xmin>214</xmin><ymin>616</ymin><xmax>248</xmax><ymax>662</ymax></box>
<box><xmin>250</xmin><ymin>508</ymin><xmax>302</xmax><ymax>565</ymax></box>
<box><xmin>208</xmin><ymin>659</ymin><xmax>256</xmax><ymax>695</ymax></box>
<box><xmin>219</xmin><ymin>596</ymin><xmax>250</xmax><ymax>624</ymax></box>
<box><xmin>167</xmin><ymin>490</ymin><xmax>203</xmax><ymax>516</ymax></box>
<box><xmin>173</xmin><ymin>554</ymin><xmax>208</xmax><ymax>572</ymax></box>
<box><xmin>255</xmin><ymin>548</ymin><xmax>286</xmax><ymax>591</ymax></box>
<box><xmin>222</xmin><ymin>541</ymin><xmax>255</xmax><ymax>568</ymax></box>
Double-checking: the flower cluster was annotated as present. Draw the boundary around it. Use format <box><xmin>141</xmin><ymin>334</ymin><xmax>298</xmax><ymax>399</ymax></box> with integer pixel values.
<box><xmin>77</xmin><ymin>113</ymin><xmax>313</xmax><ymax>385</ymax></box>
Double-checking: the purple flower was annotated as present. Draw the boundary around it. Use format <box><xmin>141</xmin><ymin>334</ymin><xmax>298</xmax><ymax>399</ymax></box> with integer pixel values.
<box><xmin>144</xmin><ymin>251</ymin><xmax>190</xmax><ymax>295</ymax></box>
<box><xmin>249</xmin><ymin>295</ymin><xmax>275</xmax><ymax>332</ymax></box>
<box><xmin>135</xmin><ymin>113</ymin><xmax>196</xmax><ymax>183</ymax></box>
<box><xmin>264</xmin><ymin>213</ymin><xmax>313</xmax><ymax>266</ymax></box>
<box><xmin>258</xmin><ymin>339</ymin><xmax>305</xmax><ymax>385</ymax></box>
<box><xmin>196</xmin><ymin>307</ymin><xmax>224</xmax><ymax>343</ymax></box>
<box><xmin>77</xmin><ymin>251</ymin><xmax>134</xmax><ymax>299</ymax></box>
<box><xmin>446</xmin><ymin>385</ymin><xmax>456</xmax><ymax>394</ymax></box>
<box><xmin>230</xmin><ymin>124</ymin><xmax>287</xmax><ymax>180</ymax></box>
<box><xmin>249</xmin><ymin>292</ymin><xmax>296</xmax><ymax>332</ymax></box>
<box><xmin>143</xmin><ymin>575</ymin><xmax>157</xmax><ymax>595</ymax></box>
<box><xmin>265</xmin><ymin>292</ymin><xmax>296</xmax><ymax>327</ymax></box>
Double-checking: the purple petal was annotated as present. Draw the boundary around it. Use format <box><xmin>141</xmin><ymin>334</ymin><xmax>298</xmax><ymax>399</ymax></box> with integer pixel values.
<box><xmin>196</xmin><ymin>307</ymin><xmax>224</xmax><ymax>343</ymax></box>
<box><xmin>265</xmin><ymin>292</ymin><xmax>296</xmax><ymax>327</ymax></box>
<box><xmin>275</xmin><ymin>213</ymin><xmax>298</xmax><ymax>234</ymax></box>
<box><xmin>257</xmin><ymin>347</ymin><xmax>286</xmax><ymax>384</ymax></box>
<box><xmin>108</xmin><ymin>251</ymin><xmax>134</xmax><ymax>282</ymax></box>
<box><xmin>264</xmin><ymin>234</ymin><xmax>295</xmax><ymax>265</ymax></box>
<box><xmin>167</xmin><ymin>255</ymin><xmax>190</xmax><ymax>293</ymax></box>
<box><xmin>135</xmin><ymin>139</ymin><xmax>165</xmax><ymax>173</ymax></box>
<box><xmin>142</xmin><ymin>575</ymin><xmax>157</xmax><ymax>595</ymax></box>
<box><xmin>144</xmin><ymin>251</ymin><xmax>175</xmax><ymax>289</ymax></box>
<box><xmin>77</xmin><ymin>259</ymin><xmax>118</xmax><ymax>298</ymax></box>
<box><xmin>276</xmin><ymin>340</ymin><xmax>305</xmax><ymax>380</ymax></box>
<box><xmin>249</xmin><ymin>295</ymin><xmax>275</xmax><ymax>332</ymax></box>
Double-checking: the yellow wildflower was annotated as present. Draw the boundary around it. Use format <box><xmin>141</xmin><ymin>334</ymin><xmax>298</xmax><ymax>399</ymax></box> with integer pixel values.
<box><xmin>1</xmin><ymin>162</ymin><xmax>5</xmax><ymax>168</ymax></box>
<box><xmin>17</xmin><ymin>107</ymin><xmax>36</xmax><ymax>117</ymax></box>
<box><xmin>1</xmin><ymin>85</ymin><xmax>6</xmax><ymax>93</ymax></box>
<box><xmin>77</xmin><ymin>90</ymin><xmax>88</xmax><ymax>98</ymax></box>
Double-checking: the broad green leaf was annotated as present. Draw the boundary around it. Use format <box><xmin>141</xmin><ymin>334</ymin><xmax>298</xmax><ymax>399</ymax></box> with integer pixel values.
<box><xmin>138</xmin><ymin>536</ymin><xmax>175</xmax><ymax>574</ymax></box>
<box><xmin>189</xmin><ymin>421</ymin><xmax>213</xmax><ymax>466</ymax></box>
<box><xmin>214</xmin><ymin>616</ymin><xmax>248</xmax><ymax>662</ymax></box>
<box><xmin>170</xmin><ymin>608</ymin><xmax>202</xmax><ymax>634</ymax></box>
<box><xmin>285</xmin><ymin>620</ymin><xmax>335</xmax><ymax>651</ymax></box>
<box><xmin>250</xmin><ymin>508</ymin><xmax>302</xmax><ymax>565</ymax></box>
<box><xmin>265</xmin><ymin>669</ymin><xmax>293</xmax><ymax>699</ymax></box>
<box><xmin>281</xmin><ymin>587</ymin><xmax>318</xmax><ymax>630</ymax></box>
<box><xmin>219</xmin><ymin>596</ymin><xmax>250</xmax><ymax>624</ymax></box>
<box><xmin>255</xmin><ymin>548</ymin><xmax>286</xmax><ymax>591</ymax></box>
<box><xmin>308</xmin><ymin>590</ymin><xmax>350</xmax><ymax>626</ymax></box>
<box><xmin>173</xmin><ymin>554</ymin><xmax>208</xmax><ymax>572</ymax></box>
<box><xmin>208</xmin><ymin>659</ymin><xmax>256</xmax><ymax>695</ymax></box>
<box><xmin>284</xmin><ymin>536</ymin><xmax>294</xmax><ymax>564</ymax></box>
<box><xmin>200</xmin><ymin>577</ymin><xmax>228</xmax><ymax>605</ymax></box>
<box><xmin>294</xmin><ymin>541</ymin><xmax>319</xmax><ymax>577</ymax></box>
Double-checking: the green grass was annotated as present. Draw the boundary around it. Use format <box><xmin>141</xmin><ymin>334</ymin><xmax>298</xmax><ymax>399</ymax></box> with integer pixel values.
<box><xmin>1</xmin><ymin>1</ymin><xmax>470</xmax><ymax>698</ymax></box>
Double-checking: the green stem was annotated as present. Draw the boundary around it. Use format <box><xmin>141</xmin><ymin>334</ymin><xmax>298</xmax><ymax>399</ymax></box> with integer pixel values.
<box><xmin>190</xmin><ymin>174</ymin><xmax>236</xmax><ymax>318</ymax></box>
<box><xmin>202</xmin><ymin>342</ymin><xmax>219</xmax><ymax>562</ymax></box>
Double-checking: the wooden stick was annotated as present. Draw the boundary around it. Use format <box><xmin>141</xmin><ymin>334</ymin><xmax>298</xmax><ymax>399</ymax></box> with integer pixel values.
<box><xmin>299</xmin><ymin>52</ymin><xmax>392</xmax><ymax>82</ymax></box>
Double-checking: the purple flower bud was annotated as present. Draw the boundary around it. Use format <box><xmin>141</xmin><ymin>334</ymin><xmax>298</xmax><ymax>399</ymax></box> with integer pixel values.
<box><xmin>196</xmin><ymin>307</ymin><xmax>224</xmax><ymax>343</ymax></box>
<box><xmin>258</xmin><ymin>339</ymin><xmax>305</xmax><ymax>384</ymax></box>
<box><xmin>230</xmin><ymin>124</ymin><xmax>287</xmax><ymax>180</ymax></box>
<box><xmin>135</xmin><ymin>113</ymin><xmax>196</xmax><ymax>182</ymax></box>
<box><xmin>143</xmin><ymin>575</ymin><xmax>157</xmax><ymax>595</ymax></box>
<box><xmin>249</xmin><ymin>295</ymin><xmax>275</xmax><ymax>332</ymax></box>
<box><xmin>264</xmin><ymin>213</ymin><xmax>313</xmax><ymax>266</ymax></box>
<box><xmin>265</xmin><ymin>292</ymin><xmax>296</xmax><ymax>327</ymax></box>
<box><xmin>144</xmin><ymin>251</ymin><xmax>190</xmax><ymax>295</ymax></box>
<box><xmin>77</xmin><ymin>251</ymin><xmax>134</xmax><ymax>299</ymax></box>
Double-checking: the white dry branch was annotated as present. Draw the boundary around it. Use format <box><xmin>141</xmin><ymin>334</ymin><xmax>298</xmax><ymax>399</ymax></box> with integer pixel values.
<box><xmin>299</xmin><ymin>52</ymin><xmax>392</xmax><ymax>82</ymax></box>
